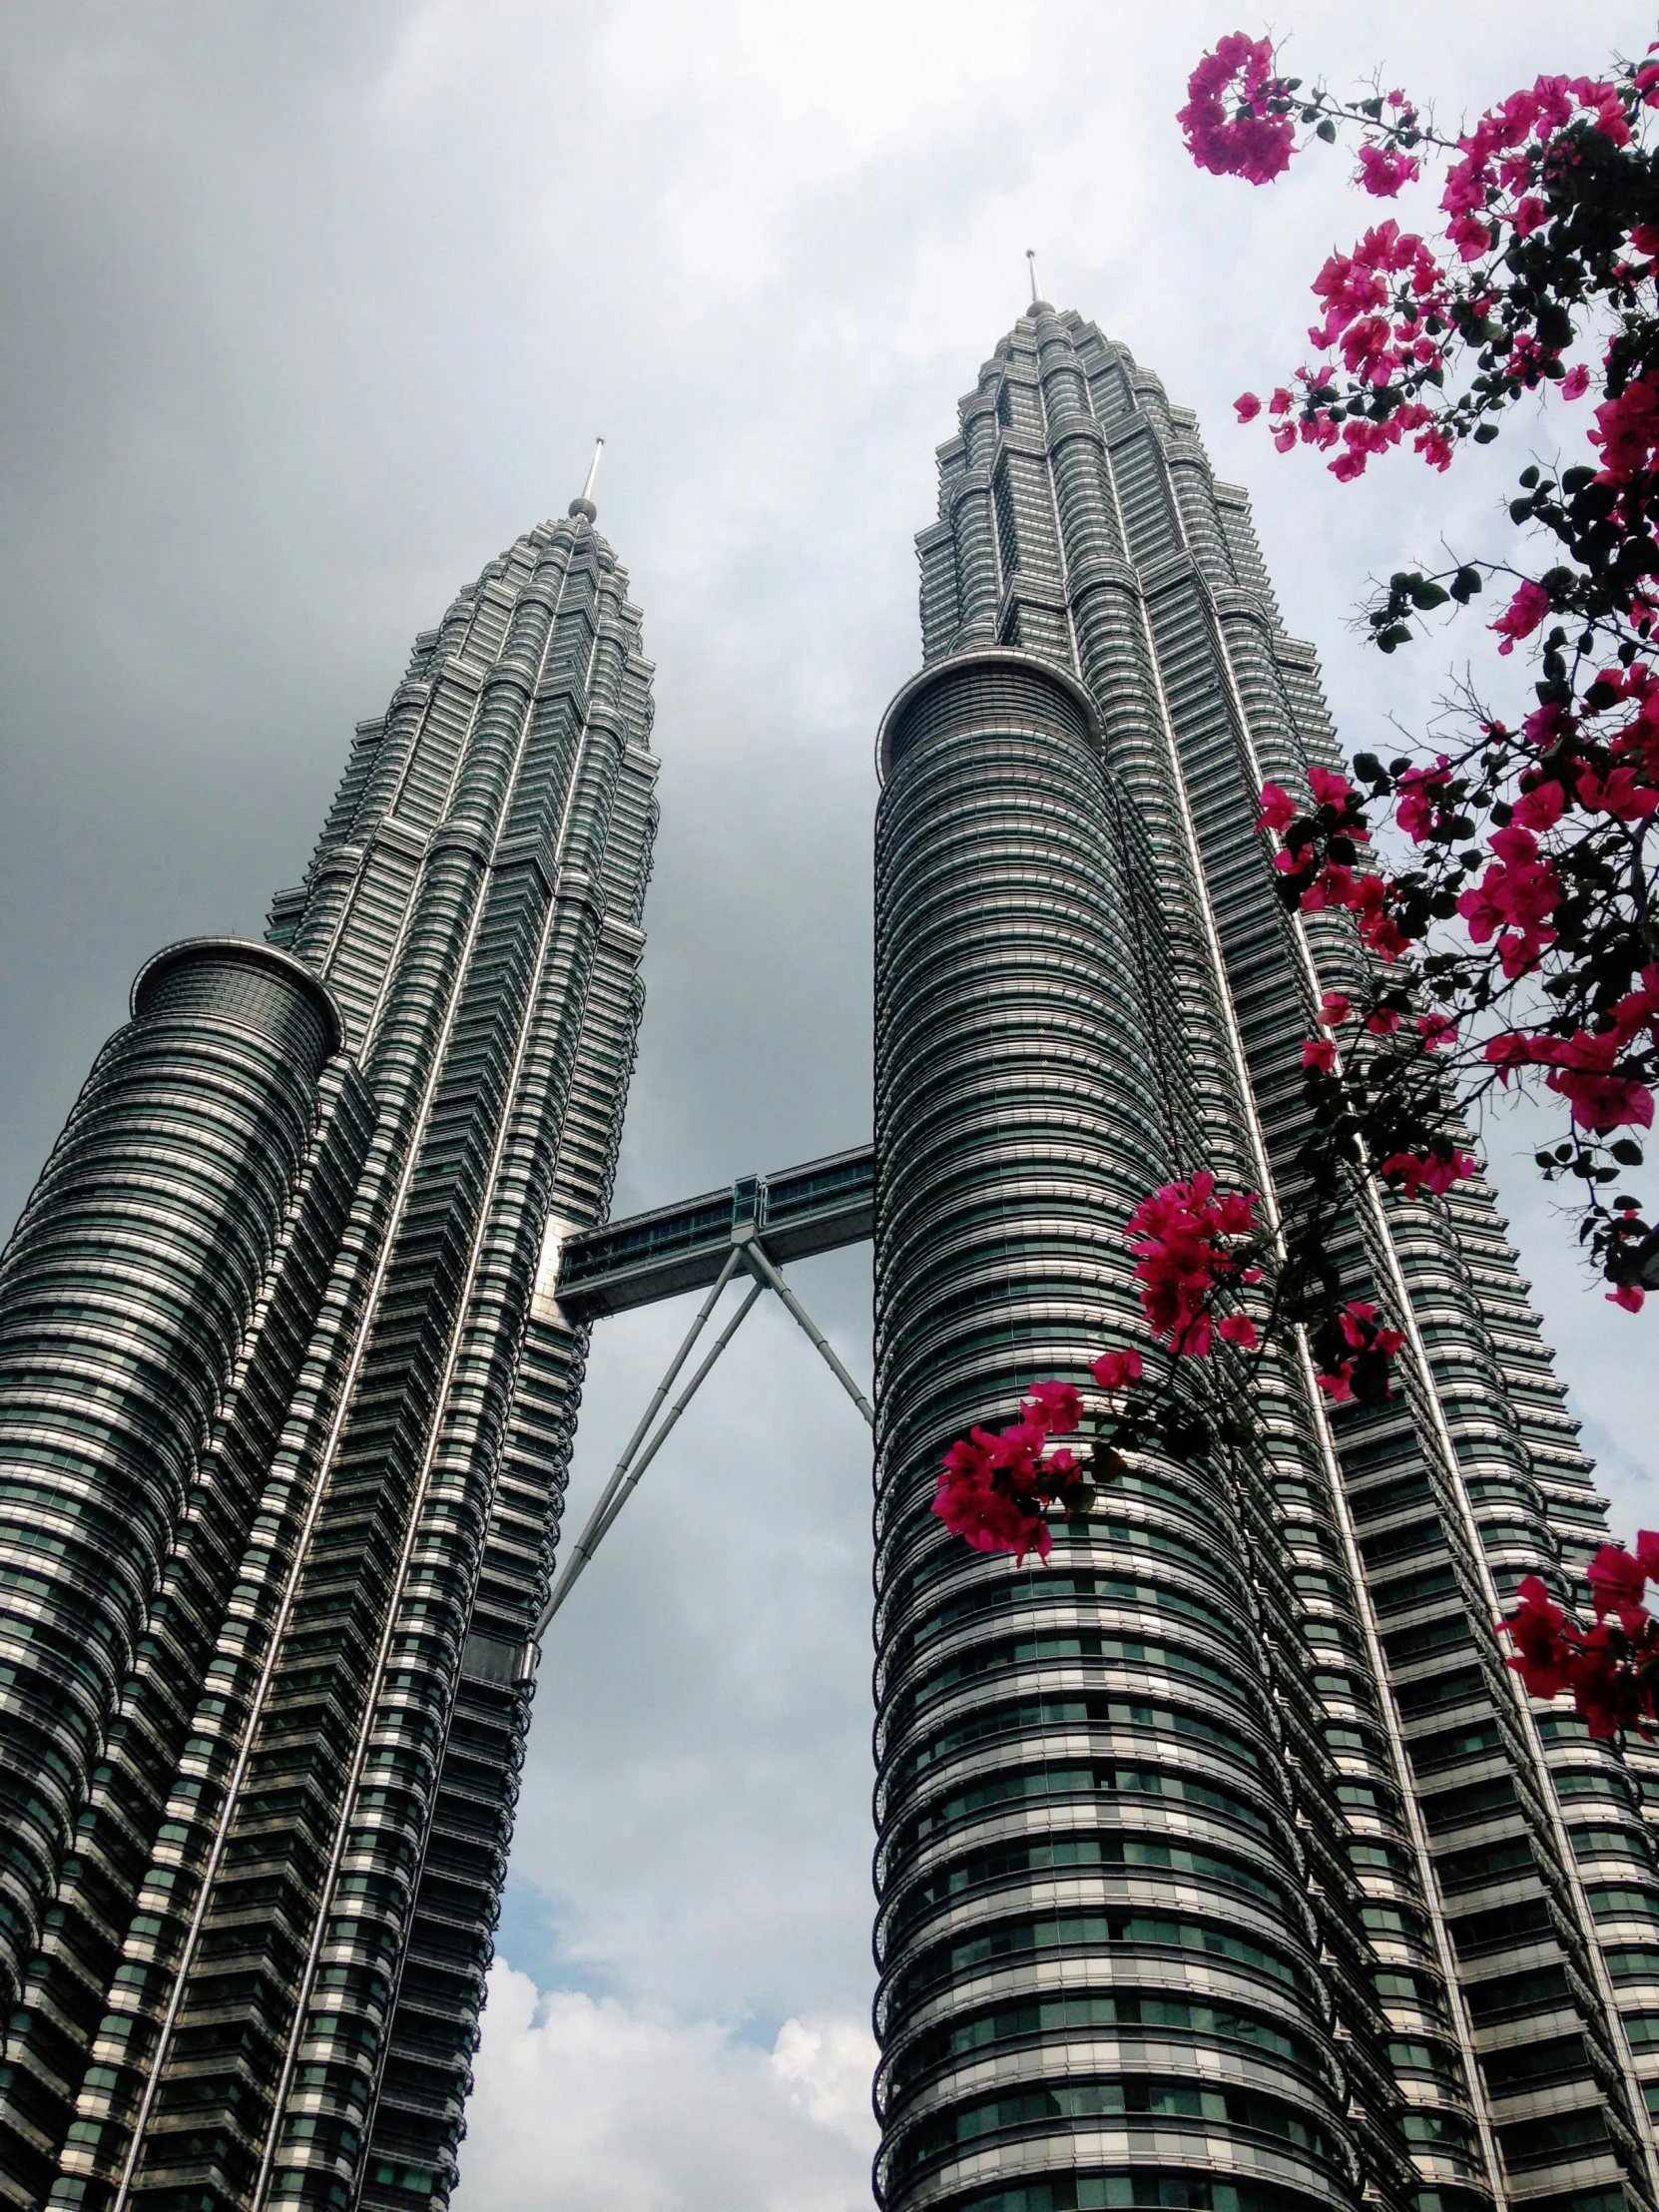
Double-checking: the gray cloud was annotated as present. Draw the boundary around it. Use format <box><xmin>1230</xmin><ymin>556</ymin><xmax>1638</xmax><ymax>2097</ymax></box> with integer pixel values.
<box><xmin>0</xmin><ymin>4</ymin><xmax>1649</xmax><ymax>2205</ymax></box>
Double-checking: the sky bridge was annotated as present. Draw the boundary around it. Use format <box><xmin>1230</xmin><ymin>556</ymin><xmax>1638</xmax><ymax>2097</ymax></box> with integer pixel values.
<box><xmin>555</xmin><ymin>1143</ymin><xmax>874</xmax><ymax>1321</ymax></box>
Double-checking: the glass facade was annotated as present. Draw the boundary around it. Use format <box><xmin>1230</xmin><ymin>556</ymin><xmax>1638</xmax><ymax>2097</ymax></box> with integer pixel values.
<box><xmin>872</xmin><ymin>305</ymin><xmax>1659</xmax><ymax>2212</ymax></box>
<box><xmin>0</xmin><ymin>502</ymin><xmax>658</xmax><ymax>2212</ymax></box>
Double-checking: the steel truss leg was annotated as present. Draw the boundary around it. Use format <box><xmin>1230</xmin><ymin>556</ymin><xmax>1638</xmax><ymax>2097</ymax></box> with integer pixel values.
<box><xmin>531</xmin><ymin>1234</ymin><xmax>871</xmax><ymax>1641</ymax></box>
<box><xmin>739</xmin><ymin>1237</ymin><xmax>875</xmax><ymax>1428</ymax></box>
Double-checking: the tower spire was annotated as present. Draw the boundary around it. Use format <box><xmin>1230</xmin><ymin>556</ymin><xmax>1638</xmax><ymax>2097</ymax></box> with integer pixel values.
<box><xmin>1025</xmin><ymin>248</ymin><xmax>1040</xmax><ymax>304</ymax></box>
<box><xmin>569</xmin><ymin>436</ymin><xmax>604</xmax><ymax>522</ymax></box>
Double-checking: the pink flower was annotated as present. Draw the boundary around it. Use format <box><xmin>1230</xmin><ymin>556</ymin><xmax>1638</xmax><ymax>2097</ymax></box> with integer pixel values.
<box><xmin>1318</xmin><ymin>1364</ymin><xmax>1356</xmax><ymax>1402</ymax></box>
<box><xmin>1488</xmin><ymin>821</ymin><xmax>1538</xmax><ymax>866</ymax></box>
<box><xmin>1417</xmin><ymin>1014</ymin><xmax>1458</xmax><ymax>1049</ymax></box>
<box><xmin>1380</xmin><ymin>1148</ymin><xmax>1476</xmax><ymax>1199</ymax></box>
<box><xmin>1447</xmin><ymin>212</ymin><xmax>1491</xmax><ymax>262</ymax></box>
<box><xmin>1308</xmin><ymin>763</ymin><xmax>1358</xmax><ymax>814</ymax></box>
<box><xmin>1178</xmin><ymin>35</ymin><xmax>1295</xmax><ymax>186</ymax></box>
<box><xmin>1091</xmin><ymin>1348</ymin><xmax>1143</xmax><ymax>1390</ymax></box>
<box><xmin>1484</xmin><ymin>1030</ymin><xmax>1557</xmax><ymax>1085</ymax></box>
<box><xmin>1235</xmin><ymin>391</ymin><xmax>1262</xmax><ymax>422</ymax></box>
<box><xmin>1255</xmin><ymin>781</ymin><xmax>1299</xmax><ymax>833</ymax></box>
<box><xmin>1395</xmin><ymin>759</ymin><xmax>1451</xmax><ymax>842</ymax></box>
<box><xmin>1022</xmin><ymin>1379</ymin><xmax>1084</xmax><ymax>1435</ymax></box>
<box><xmin>1524</xmin><ymin>701</ymin><xmax>1575</xmax><ymax>750</ymax></box>
<box><xmin>1577</xmin><ymin>764</ymin><xmax>1659</xmax><ymax>821</ymax></box>
<box><xmin>1364</xmin><ymin>1007</ymin><xmax>1401</xmax><ymax>1035</ymax></box>
<box><xmin>1544</xmin><ymin>1029</ymin><xmax>1656</xmax><ymax>1132</ymax></box>
<box><xmin>1356</xmin><ymin>143</ymin><xmax>1420</xmax><ymax>198</ymax></box>
<box><xmin>1125</xmin><ymin>1173</ymin><xmax>1260</xmax><ymax>1358</ymax></box>
<box><xmin>1319</xmin><ymin>992</ymin><xmax>1352</xmax><ymax>1027</ymax></box>
<box><xmin>1512</xmin><ymin>195</ymin><xmax>1548</xmax><ymax>239</ymax></box>
<box><xmin>1300</xmin><ymin>862</ymin><xmax>1358</xmax><ymax>911</ymax></box>
<box><xmin>1614</xmin><ymin>1284</ymin><xmax>1650</xmax><ymax>1312</ymax></box>
<box><xmin>1591</xmin><ymin>372</ymin><xmax>1659</xmax><ymax>481</ymax></box>
<box><xmin>1588</xmin><ymin>1542</ymin><xmax>1651</xmax><ymax>1630</ymax></box>
<box><xmin>1302</xmin><ymin>1037</ymin><xmax>1337</xmax><ymax>1073</ymax></box>
<box><xmin>1499</xmin><ymin>1575</ymin><xmax>1574</xmax><ymax>1701</ymax></box>
<box><xmin>1562</xmin><ymin>363</ymin><xmax>1590</xmax><ymax>400</ymax></box>
<box><xmin>1218</xmin><ymin>1313</ymin><xmax>1259</xmax><ymax>1350</ymax></box>
<box><xmin>1456</xmin><ymin>853</ymin><xmax>1561</xmax><ymax>941</ymax></box>
<box><xmin>1491</xmin><ymin>578</ymin><xmax>1551</xmax><ymax>655</ymax></box>
<box><xmin>1511</xmin><ymin>780</ymin><xmax>1565</xmax><ymax>831</ymax></box>
<box><xmin>1495</xmin><ymin>928</ymin><xmax>1555</xmax><ymax>981</ymax></box>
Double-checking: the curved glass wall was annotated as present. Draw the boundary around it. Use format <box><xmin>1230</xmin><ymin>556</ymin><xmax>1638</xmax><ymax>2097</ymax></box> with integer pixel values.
<box><xmin>873</xmin><ymin>651</ymin><xmax>1360</xmax><ymax>2212</ymax></box>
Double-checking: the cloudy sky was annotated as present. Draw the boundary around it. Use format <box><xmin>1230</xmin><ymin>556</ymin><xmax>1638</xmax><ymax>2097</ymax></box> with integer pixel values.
<box><xmin>1</xmin><ymin>5</ymin><xmax>1651</xmax><ymax>2208</ymax></box>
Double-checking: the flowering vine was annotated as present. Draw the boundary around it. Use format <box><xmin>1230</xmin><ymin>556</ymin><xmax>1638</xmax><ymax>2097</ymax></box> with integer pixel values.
<box><xmin>929</xmin><ymin>33</ymin><xmax>1659</xmax><ymax>1673</ymax></box>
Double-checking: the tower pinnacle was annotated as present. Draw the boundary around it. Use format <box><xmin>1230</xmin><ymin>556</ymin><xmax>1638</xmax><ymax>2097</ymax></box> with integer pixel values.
<box><xmin>568</xmin><ymin>435</ymin><xmax>604</xmax><ymax>521</ymax></box>
<box><xmin>1024</xmin><ymin>248</ymin><xmax>1050</xmax><ymax>311</ymax></box>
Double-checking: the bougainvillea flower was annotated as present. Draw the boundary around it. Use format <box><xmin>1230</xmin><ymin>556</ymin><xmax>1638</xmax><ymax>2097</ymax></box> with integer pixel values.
<box><xmin>1543</xmin><ymin>1029</ymin><xmax>1656</xmax><ymax>1131</ymax></box>
<box><xmin>1178</xmin><ymin>33</ymin><xmax>1295</xmax><ymax>185</ymax></box>
<box><xmin>1395</xmin><ymin>759</ymin><xmax>1451</xmax><ymax>841</ymax></box>
<box><xmin>1417</xmin><ymin>1014</ymin><xmax>1458</xmax><ymax>1049</ymax></box>
<box><xmin>1308</xmin><ymin>763</ymin><xmax>1359</xmax><ymax>813</ymax></box>
<box><xmin>1235</xmin><ymin>391</ymin><xmax>1262</xmax><ymax>421</ymax></box>
<box><xmin>1587</xmin><ymin>1542</ymin><xmax>1651</xmax><ymax>1631</ymax></box>
<box><xmin>1565</xmin><ymin>1624</ymin><xmax>1644</xmax><ymax>1740</ymax></box>
<box><xmin>1218</xmin><ymin>1313</ymin><xmax>1259</xmax><ymax>1350</ymax></box>
<box><xmin>1091</xmin><ymin>1348</ymin><xmax>1144</xmax><ymax>1390</ymax></box>
<box><xmin>1302</xmin><ymin>1037</ymin><xmax>1337</xmax><ymax>1073</ymax></box>
<box><xmin>1498</xmin><ymin>1575</ymin><xmax>1574</xmax><ymax>1700</ymax></box>
<box><xmin>1609</xmin><ymin>1284</ymin><xmax>1647</xmax><ymax>1312</ymax></box>
<box><xmin>1577</xmin><ymin>763</ymin><xmax>1659</xmax><ymax>821</ymax></box>
<box><xmin>1380</xmin><ymin>1149</ymin><xmax>1476</xmax><ymax>1200</ymax></box>
<box><xmin>1255</xmin><ymin>781</ymin><xmax>1299</xmax><ymax>832</ymax></box>
<box><xmin>1022</xmin><ymin>1380</ymin><xmax>1084</xmax><ymax>1435</ymax></box>
<box><xmin>1490</xmin><ymin>578</ymin><xmax>1551</xmax><ymax>654</ymax></box>
<box><xmin>1356</xmin><ymin>143</ymin><xmax>1420</xmax><ymax>197</ymax></box>
<box><xmin>1319</xmin><ymin>992</ymin><xmax>1353</xmax><ymax>1026</ymax></box>
<box><xmin>1511</xmin><ymin>779</ymin><xmax>1566</xmax><ymax>831</ymax></box>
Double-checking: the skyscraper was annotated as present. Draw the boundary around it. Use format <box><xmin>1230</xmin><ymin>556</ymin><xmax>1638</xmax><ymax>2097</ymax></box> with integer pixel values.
<box><xmin>6</xmin><ymin>290</ymin><xmax>1659</xmax><ymax>2212</ymax></box>
<box><xmin>0</xmin><ymin>489</ymin><xmax>658</xmax><ymax>2211</ymax></box>
<box><xmin>870</xmin><ymin>301</ymin><xmax>1659</xmax><ymax>2212</ymax></box>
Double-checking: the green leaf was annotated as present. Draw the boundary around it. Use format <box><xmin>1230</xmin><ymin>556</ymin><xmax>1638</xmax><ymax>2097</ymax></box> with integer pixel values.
<box><xmin>1409</xmin><ymin>581</ymin><xmax>1450</xmax><ymax>610</ymax></box>
<box><xmin>1472</xmin><ymin>422</ymin><xmax>1500</xmax><ymax>443</ymax></box>
<box><xmin>1316</xmin><ymin>117</ymin><xmax>1337</xmax><ymax>142</ymax></box>
<box><xmin>1613</xmin><ymin>1140</ymin><xmax>1645</xmax><ymax>1167</ymax></box>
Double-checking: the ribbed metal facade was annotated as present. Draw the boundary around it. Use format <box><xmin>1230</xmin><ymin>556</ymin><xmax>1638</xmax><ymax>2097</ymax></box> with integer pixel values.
<box><xmin>0</xmin><ymin>503</ymin><xmax>658</xmax><ymax>2212</ymax></box>
<box><xmin>872</xmin><ymin>305</ymin><xmax>1659</xmax><ymax>2212</ymax></box>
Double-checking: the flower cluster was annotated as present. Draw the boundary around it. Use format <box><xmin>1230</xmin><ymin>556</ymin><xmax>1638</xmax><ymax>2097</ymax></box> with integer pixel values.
<box><xmin>931</xmin><ymin>1378</ymin><xmax>1090</xmax><ymax>1563</ymax></box>
<box><xmin>1310</xmin><ymin>1300</ymin><xmax>1405</xmax><ymax>1403</ymax></box>
<box><xmin>1127</xmin><ymin>1173</ymin><xmax>1261</xmax><ymax>1357</ymax></box>
<box><xmin>1257</xmin><ymin>766</ymin><xmax>1409</xmax><ymax>960</ymax></box>
<box><xmin>1177</xmin><ymin>33</ymin><xmax>1295</xmax><ymax>186</ymax></box>
<box><xmin>1500</xmin><ymin>1543</ymin><xmax>1659</xmax><ymax>1739</ymax></box>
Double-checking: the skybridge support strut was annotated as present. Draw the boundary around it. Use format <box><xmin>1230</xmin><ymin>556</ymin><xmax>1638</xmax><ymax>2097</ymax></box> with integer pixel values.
<box><xmin>530</xmin><ymin>1228</ymin><xmax>870</xmax><ymax>1644</ymax></box>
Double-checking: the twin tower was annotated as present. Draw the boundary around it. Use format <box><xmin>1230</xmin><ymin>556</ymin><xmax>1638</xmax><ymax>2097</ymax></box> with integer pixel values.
<box><xmin>0</xmin><ymin>302</ymin><xmax>1656</xmax><ymax>2212</ymax></box>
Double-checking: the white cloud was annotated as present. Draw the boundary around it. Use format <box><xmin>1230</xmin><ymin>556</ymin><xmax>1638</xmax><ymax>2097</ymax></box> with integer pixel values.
<box><xmin>454</xmin><ymin>1962</ymin><xmax>877</xmax><ymax>2212</ymax></box>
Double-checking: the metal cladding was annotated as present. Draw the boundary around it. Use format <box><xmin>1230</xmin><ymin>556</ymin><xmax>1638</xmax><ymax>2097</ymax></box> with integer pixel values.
<box><xmin>872</xmin><ymin>305</ymin><xmax>1659</xmax><ymax>2212</ymax></box>
<box><xmin>0</xmin><ymin>509</ymin><xmax>658</xmax><ymax>2211</ymax></box>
